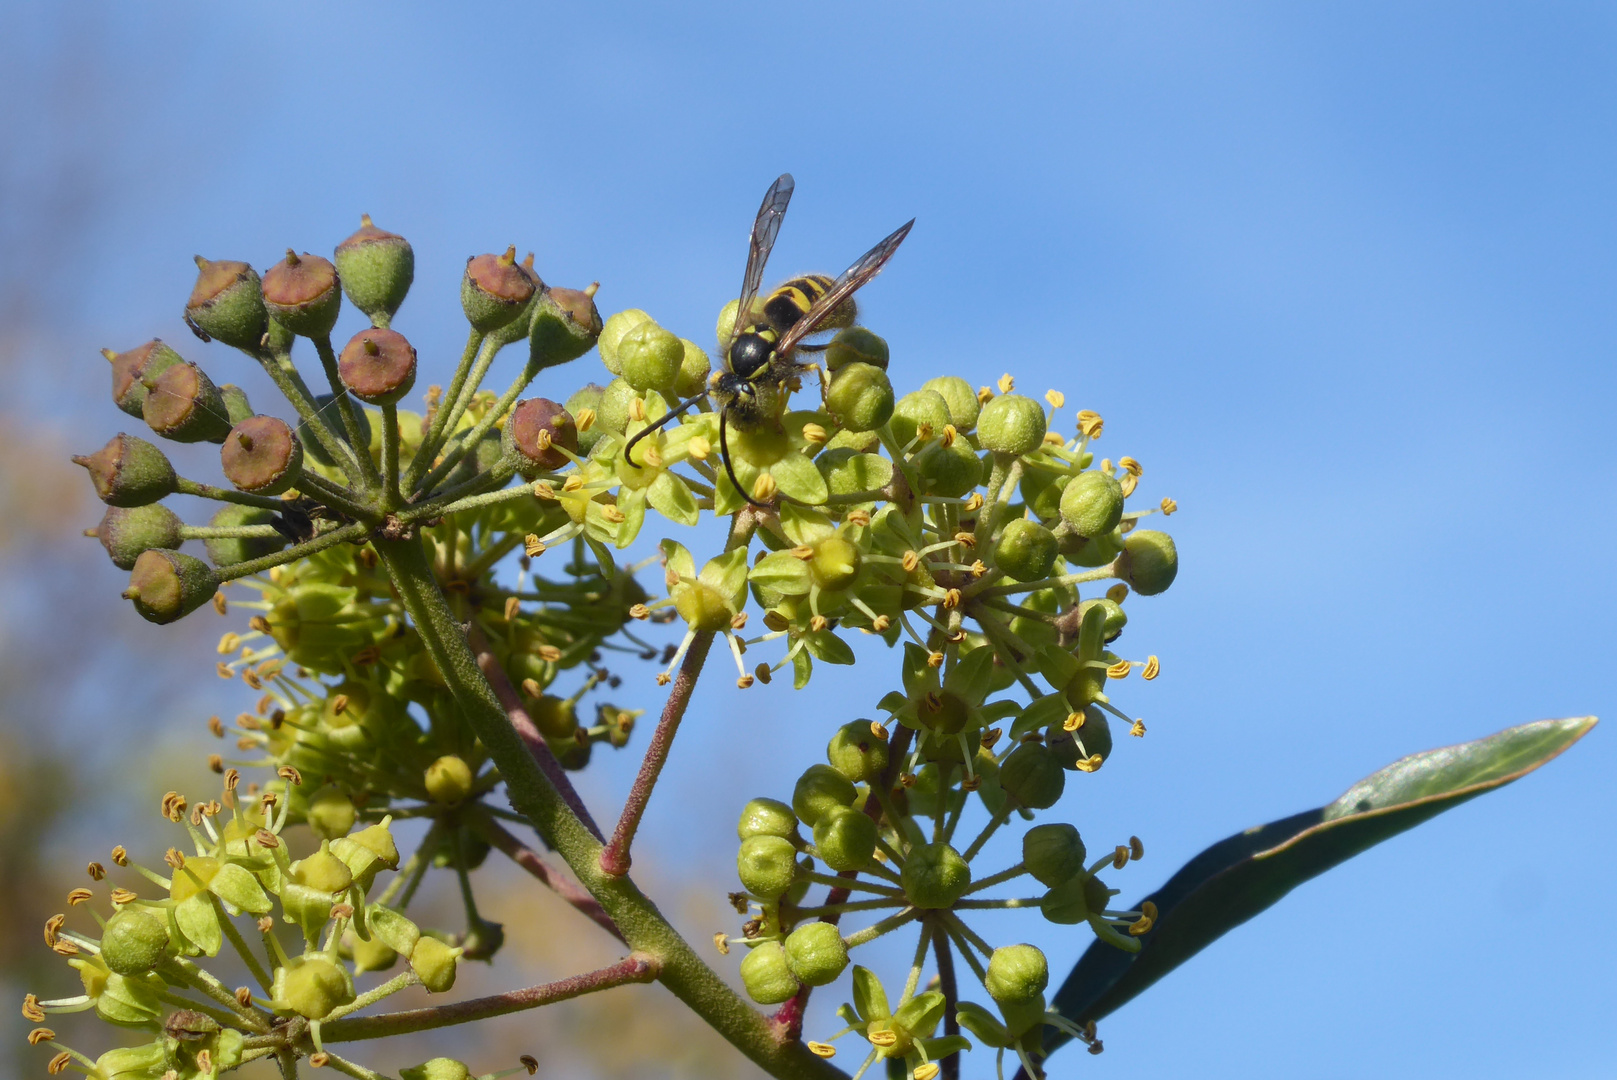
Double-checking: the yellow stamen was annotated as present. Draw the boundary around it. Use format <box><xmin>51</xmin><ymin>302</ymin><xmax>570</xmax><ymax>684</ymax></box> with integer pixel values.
<box><xmin>688</xmin><ymin>435</ymin><xmax>711</xmax><ymax>460</ymax></box>
<box><xmin>1075</xmin><ymin>754</ymin><xmax>1104</xmax><ymax>772</ymax></box>
<box><xmin>976</xmin><ymin>385</ymin><xmax>993</xmax><ymax>404</ymax></box>
<box><xmin>1077</xmin><ymin>410</ymin><xmax>1104</xmax><ymax>440</ymax></box>
<box><xmin>1142</xmin><ymin>655</ymin><xmax>1159</xmax><ymax>680</ymax></box>
<box><xmin>807</xmin><ymin>1041</ymin><xmax>836</xmax><ymax>1058</ymax></box>
<box><xmin>752</xmin><ymin>473</ymin><xmax>778</xmax><ymax>503</ymax></box>
<box><xmin>927</xmin><ymin>651</ymin><xmax>945</xmax><ymax>669</ymax></box>
<box><xmin>1105</xmin><ymin>583</ymin><xmax>1129</xmax><ymax>603</ymax></box>
<box><xmin>868</xmin><ymin>1030</ymin><xmax>899</xmax><ymax>1048</ymax></box>
<box><xmin>1130</xmin><ymin>719</ymin><xmax>1146</xmax><ymax>737</ymax></box>
<box><xmin>1045</xmin><ymin>389</ymin><xmax>1065</xmax><ymax>409</ymax></box>
<box><xmin>915</xmin><ymin>1063</ymin><xmax>940</xmax><ymax>1080</ymax></box>
<box><xmin>86</xmin><ymin>862</ymin><xmax>105</xmax><ymax>881</ymax></box>
<box><xmin>997</xmin><ymin>373</ymin><xmax>1015</xmax><ymax>394</ymax></box>
<box><xmin>1130</xmin><ymin>836</ymin><xmax>1145</xmax><ymax>860</ymax></box>
<box><xmin>802</xmin><ymin>422</ymin><xmax>828</xmax><ymax>444</ymax></box>
<box><xmin>1159</xmin><ymin>497</ymin><xmax>1177</xmax><ymax>515</ymax></box>
<box><xmin>575</xmin><ymin>408</ymin><xmax>596</xmax><ymax>432</ymax></box>
<box><xmin>713</xmin><ymin>932</ymin><xmax>730</xmax><ymax>955</ymax></box>
<box><xmin>1064</xmin><ymin>711</ymin><xmax>1085</xmax><ymax>732</ymax></box>
<box><xmin>1106</xmin><ymin>659</ymin><xmax>1131</xmax><ymax>680</ymax></box>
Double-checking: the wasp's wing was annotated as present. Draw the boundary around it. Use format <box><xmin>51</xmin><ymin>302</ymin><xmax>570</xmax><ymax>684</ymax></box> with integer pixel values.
<box><xmin>733</xmin><ymin>173</ymin><xmax>795</xmax><ymax>349</ymax></box>
<box><xmin>775</xmin><ymin>218</ymin><xmax>914</xmax><ymax>357</ymax></box>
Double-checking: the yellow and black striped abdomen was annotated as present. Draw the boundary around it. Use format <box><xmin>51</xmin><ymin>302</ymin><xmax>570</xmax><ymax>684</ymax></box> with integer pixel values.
<box><xmin>759</xmin><ymin>272</ymin><xmax>858</xmax><ymax>337</ymax></box>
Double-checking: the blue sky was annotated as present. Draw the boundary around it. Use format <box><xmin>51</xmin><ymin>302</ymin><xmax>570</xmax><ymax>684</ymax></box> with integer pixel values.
<box><xmin>5</xmin><ymin>3</ymin><xmax>1613</xmax><ymax>1077</ymax></box>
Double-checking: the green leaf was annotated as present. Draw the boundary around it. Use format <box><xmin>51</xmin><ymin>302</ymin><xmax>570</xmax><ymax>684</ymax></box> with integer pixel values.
<box><xmin>803</xmin><ymin>629</ymin><xmax>855</xmax><ymax>665</ymax></box>
<box><xmin>1033</xmin><ymin>716</ymin><xmax>1596</xmax><ymax>1071</ymax></box>
<box><xmin>792</xmin><ymin>645</ymin><xmax>813</xmax><ymax>690</ymax></box>
<box><xmin>852</xmin><ymin>964</ymin><xmax>891</xmax><ymax>1021</ymax></box>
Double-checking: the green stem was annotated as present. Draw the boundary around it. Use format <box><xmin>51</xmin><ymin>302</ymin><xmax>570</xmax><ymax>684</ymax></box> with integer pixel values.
<box><xmin>321</xmin><ymin>972</ymin><xmax>420</xmax><ymax>1023</ymax></box>
<box><xmin>961</xmin><ymin>804</ymin><xmax>1014</xmax><ymax>863</ymax></box>
<box><xmin>293</xmin><ymin>468</ymin><xmax>375</xmax><ymax>520</ymax></box>
<box><xmin>406</xmin><ymin>327</ymin><xmax>487</xmax><ymax>488</ymax></box>
<box><xmin>381</xmin><ymin>403</ymin><xmax>401</xmax><ymax>510</ymax></box>
<box><xmin>961</xmin><ymin>862</ymin><xmax>1027</xmax><ymax>896</ymax></box>
<box><xmin>371</xmin><ymin>535</ymin><xmax>840</xmax><ymax>1080</ymax></box>
<box><xmin>216</xmin><ymin>521</ymin><xmax>370</xmax><ymax>583</ymax></box>
<box><xmin>312</xmin><ymin>335</ymin><xmax>382</xmax><ymax>490</ymax></box>
<box><xmin>175</xmin><ymin>477</ymin><xmax>291</xmax><ymax>511</ymax></box>
<box><xmin>254</xmin><ymin>348</ymin><xmax>357</xmax><ymax>479</ymax></box>
<box><xmin>319</xmin><ymin>1051</ymin><xmax>390</xmax><ymax>1080</ymax></box>
<box><xmin>412</xmin><ymin>335</ymin><xmax>502</xmax><ymax>490</ymax></box>
<box><xmin>213</xmin><ymin>894</ymin><xmax>274</xmax><ymax>992</ymax></box>
<box><xmin>842</xmin><ymin>907</ymin><xmax>918</xmax><ymax>949</ymax></box>
<box><xmin>179</xmin><ymin>524</ymin><xmax>283</xmax><ymax>539</ymax></box>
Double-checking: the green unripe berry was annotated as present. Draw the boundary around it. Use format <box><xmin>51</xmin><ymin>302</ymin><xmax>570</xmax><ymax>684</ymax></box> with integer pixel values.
<box><xmin>1063</xmin><ymin>524</ymin><xmax>1124</xmax><ymax>568</ymax></box>
<box><xmin>827</xmin><ymin>720</ymin><xmax>889</xmax><ymax>783</ymax></box>
<box><xmin>1076</xmin><ymin>598</ymin><xmax>1127</xmax><ymax>642</ymax></box>
<box><xmin>977</xmin><ymin>394</ymin><xmax>1046</xmax><ymax>455</ymax></box>
<box><xmin>221</xmin><ymin>415</ymin><xmax>303</xmax><ymax>495</ymax></box>
<box><xmin>593</xmin><ymin>378</ymin><xmax>638</xmax><ymax>435</ymax></box>
<box><xmin>672</xmin><ymin>580</ymin><xmax>733</xmax><ymax>632</ymax></box>
<box><xmin>185</xmin><ymin>257</ymin><xmax>267</xmax><ymax>352</ymax></box>
<box><xmin>306</xmin><ymin>785</ymin><xmax>357</xmax><ymax>842</ymax></box>
<box><xmin>1020</xmin><ymin>468</ymin><xmax>1068</xmax><ymax>521</ymax></box>
<box><xmin>888</xmin><ymin>388</ymin><xmax>951</xmax><ymax>447</ymax></box>
<box><xmin>93</xmin><ymin>504</ymin><xmax>182</xmax><ymax>570</ymax></box>
<box><xmin>993</xmin><ymin>518</ymin><xmax>1058</xmax><ymax>582</ymax></box>
<box><xmin>202</xmin><ymin>505</ymin><xmax>287</xmax><ymax>568</ymax></box>
<box><xmin>1022</xmin><ymin>823</ymin><xmax>1086</xmax><ymax>888</ymax></box>
<box><xmin>783</xmin><ymin>922</ymin><xmax>850</xmax><ymax>986</ymax></box>
<box><xmin>999</xmin><ymin>742</ymin><xmax>1065</xmax><ymax>809</ymax></box>
<box><xmin>410</xmin><ymin>936</ymin><xmax>460</xmax><ymax>993</ymax></box>
<box><xmin>461</xmin><ymin>248</ymin><xmax>537</xmax><ymax>332</ymax></box>
<box><xmin>401</xmin><ymin>1059</ymin><xmax>470</xmax><ymax>1080</ymax></box>
<box><xmin>74</xmin><ymin>434</ymin><xmax>177</xmax><ymax>507</ymax></box>
<box><xmin>809</xmin><ymin>536</ymin><xmax>862</xmax><ymax>592</ymax></box>
<box><xmin>100</xmin><ymin>909</ymin><xmax>170</xmax><ymax>975</ymax></box>
<box><xmin>825</xmin><ymin>326</ymin><xmax>889</xmax><ymax>371</ymax></box>
<box><xmin>528</xmin><ymin>286</ymin><xmax>604</xmax><ymax>369</ymax></box>
<box><xmin>424</xmin><ymin>755</ymin><xmax>475</xmax><ymax>804</ymax></box>
<box><xmin>123</xmin><ymin>549</ymin><xmax>220</xmax><ymax>624</ymax></box>
<box><xmin>617</xmin><ymin>320</ymin><xmax>684</xmax><ymax>394</ymax></box>
<box><xmin>1041</xmin><ymin>873</ymin><xmax>1114</xmax><ymax>925</ymax></box>
<box><xmin>737</xmin><ymin>835</ymin><xmax>799</xmax><ymax>900</ymax></box>
<box><xmin>338</xmin><ymin>327</ymin><xmax>417</xmax><ymax>406</ymax></box>
<box><xmin>812</xmin><ymin>805</ymin><xmax>878</xmax><ymax>872</ymax></box>
<box><xmin>597</xmin><ymin>309</ymin><xmax>653</xmax><ymax>376</ymax></box>
<box><xmin>792</xmin><ymin>764</ymin><xmax>857</xmax><ymax>827</ymax></box>
<box><xmin>530</xmin><ymin>694</ymin><xmax>578</xmax><ymax>742</ymax></box>
<box><xmin>922</xmin><ymin>376</ymin><xmax>980</xmax><ymax>431</ymax></box>
<box><xmin>676</xmin><ymin>338</ymin><xmax>712</xmax><ymax>397</ymax></box>
<box><xmin>335</xmin><ymin>215</ymin><xmax>414</xmax><ymax>321</ymax></box>
<box><xmin>738</xmin><ymin>797</ymin><xmax>800</xmax><ymax>841</ymax></box>
<box><xmin>1059</xmin><ymin>470</ymin><xmax>1124</xmax><ymax>538</ymax></box>
<box><xmin>276</xmin><ymin>955</ymin><xmax>353</xmax><ymax>1019</ymax></box>
<box><xmin>1048</xmin><ymin>708</ymin><xmax>1112</xmax><ymax>769</ymax></box>
<box><xmin>985</xmin><ymin>944</ymin><xmax>1049</xmax><ymax>1005</ymax></box>
<box><xmin>913</xmin><ymin>438</ymin><xmax>983</xmax><ymax>498</ymax></box>
<box><xmin>263</xmin><ymin>250</ymin><xmax>342</xmax><ymax>338</ymax></box>
<box><xmin>739</xmin><ymin>941</ymin><xmax>800</xmax><ymax>1005</ymax></box>
<box><xmin>825</xmin><ymin>363</ymin><xmax>894</xmax><ymax>433</ymax></box>
<box><xmin>143</xmin><ymin>362</ymin><xmax>232</xmax><ymax>444</ymax></box>
<box><xmin>107</xmin><ymin>339</ymin><xmax>182</xmax><ymax>418</ymax></box>
<box><xmin>901</xmin><ymin>842</ymin><xmax>971</xmax><ymax>909</ymax></box>
<box><xmin>1117</xmin><ymin>529</ymin><xmax>1178</xmax><ymax>596</ymax></box>
<box><xmin>349</xmin><ymin>931</ymin><xmax>397</xmax><ymax>974</ymax></box>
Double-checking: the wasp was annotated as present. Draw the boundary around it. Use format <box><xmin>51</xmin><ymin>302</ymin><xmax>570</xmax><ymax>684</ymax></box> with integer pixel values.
<box><xmin>624</xmin><ymin>173</ymin><xmax>914</xmax><ymax>506</ymax></box>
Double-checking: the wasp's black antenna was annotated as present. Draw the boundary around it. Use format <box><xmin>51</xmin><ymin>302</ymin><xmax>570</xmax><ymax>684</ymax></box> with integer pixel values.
<box><xmin>719</xmin><ymin>408</ymin><xmax>769</xmax><ymax>509</ymax></box>
<box><xmin>622</xmin><ymin>392</ymin><xmax>705</xmax><ymax>468</ymax></box>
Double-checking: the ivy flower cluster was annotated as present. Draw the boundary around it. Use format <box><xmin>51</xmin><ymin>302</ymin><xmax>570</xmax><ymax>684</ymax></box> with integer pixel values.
<box><xmin>53</xmin><ymin>211</ymin><xmax>1180</xmax><ymax>1080</ymax></box>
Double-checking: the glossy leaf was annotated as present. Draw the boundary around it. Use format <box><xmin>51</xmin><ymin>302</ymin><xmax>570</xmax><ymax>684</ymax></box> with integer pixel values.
<box><xmin>1030</xmin><ymin>716</ymin><xmax>1596</xmax><ymax>1071</ymax></box>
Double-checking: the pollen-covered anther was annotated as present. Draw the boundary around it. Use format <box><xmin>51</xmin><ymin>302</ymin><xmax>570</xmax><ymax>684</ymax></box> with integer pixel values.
<box><xmin>953</xmin><ymin>531</ymin><xmax>976</xmax><ymax>549</ymax></box>
<box><xmin>1112</xmin><ymin>845</ymin><xmax>1131</xmax><ymax>869</ymax></box>
<box><xmin>802</xmin><ymin>422</ymin><xmax>828</xmax><ymax>444</ymax></box>
<box><xmin>223</xmin><ymin>768</ymin><xmax>240</xmax><ymax>791</ymax></box>
<box><xmin>1042</xmin><ymin>431</ymin><xmax>1066</xmax><ymax>446</ymax></box>
<box><xmin>217</xmin><ymin>632</ymin><xmax>241</xmax><ymax>655</ymax></box>
<box><xmin>254</xmin><ymin>829</ymin><xmax>280</xmax><ymax>849</ymax></box>
<box><xmin>976</xmin><ymin>385</ymin><xmax>994</xmax><ymax>404</ymax></box>
<box><xmin>1130</xmin><ymin>836</ymin><xmax>1145</xmax><ymax>861</ymax></box>
<box><xmin>737</xmin><ymin>674</ymin><xmax>755</xmax><ymax>689</ymax></box>
<box><xmin>846</xmin><ymin>508</ymin><xmax>872</xmax><ymax>526</ymax></box>
<box><xmin>1130</xmin><ymin>719</ymin><xmax>1146</xmax><ymax>737</ymax></box>
<box><xmin>256</xmin><ymin>917</ymin><xmax>273</xmax><ymax>933</ymax></box>
<box><xmin>1064</xmin><ymin>711</ymin><xmax>1085</xmax><ymax>732</ymax></box>
<box><xmin>752</xmin><ymin>473</ymin><xmax>778</xmax><ymax>503</ymax></box>
<box><xmin>308</xmin><ymin>1052</ymin><xmax>329</xmax><ymax>1069</ymax></box>
<box><xmin>504</xmin><ymin>596</ymin><xmax>521</xmax><ymax>621</ymax></box>
<box><xmin>628</xmin><ymin>398</ymin><xmax>647</xmax><ymax>423</ymax></box>
<box><xmin>26</xmin><ymin>1027</ymin><xmax>54</xmax><ymax>1045</ymax></box>
<box><xmin>1129</xmin><ymin>901</ymin><xmax>1156</xmax><ymax>935</ymax></box>
<box><xmin>562</xmin><ymin>475</ymin><xmax>586</xmax><ymax>493</ymax></box>
<box><xmin>1077</xmin><ymin>410</ymin><xmax>1104</xmax><ymax>440</ymax></box>
<box><xmin>43</xmin><ymin>914</ymin><xmax>64</xmax><ymax>947</ymax></box>
<box><xmin>1160</xmin><ymin>497</ymin><xmax>1177</xmax><ymax>515</ymax></box>
<box><xmin>330</xmin><ymin>694</ymin><xmax>351</xmax><ymax>716</ymax></box>
<box><xmin>790</xmin><ymin>545</ymin><xmax>815</xmax><ymax>561</ymax></box>
<box><xmin>1119</xmin><ymin>473</ymin><xmax>1138</xmax><ymax>497</ymax></box>
<box><xmin>641</xmin><ymin>446</ymin><xmax>664</xmax><ymax>468</ymax></box>
<box><xmin>656</xmin><ymin>673</ymin><xmax>672</xmax><ymax>687</ymax></box>
<box><xmin>969</xmin><ymin>559</ymin><xmax>987</xmax><ymax>577</ymax></box>
<box><xmin>916</xmin><ymin>422</ymin><xmax>934</xmax><ymax>442</ymax></box>
<box><xmin>997</xmin><ymin>373</ymin><xmax>1015</xmax><ymax>394</ymax></box>
<box><xmin>870</xmin><ymin>720</ymin><xmax>889</xmax><ymax>740</ymax></box>
<box><xmin>1141</xmin><ymin>655</ymin><xmax>1160</xmax><ymax>680</ymax></box>
<box><xmin>1045</xmin><ymin>389</ymin><xmax>1066</xmax><ymax>409</ymax></box>
<box><xmin>165</xmin><ymin>848</ymin><xmax>186</xmax><ymax>870</ymax></box>
<box><xmin>808</xmin><ymin>615</ymin><xmax>829</xmax><ymax>633</ymax></box>
<box><xmin>763</xmin><ymin>611</ymin><xmax>790</xmax><ymax>632</ymax></box>
<box><xmin>914</xmin><ymin>1064</ymin><xmax>940</xmax><ymax>1080</ymax></box>
<box><xmin>940</xmin><ymin>424</ymin><xmax>958</xmax><ymax>448</ymax></box>
<box><xmin>212</xmin><ymin>592</ymin><xmax>228</xmax><ymax>615</ymax></box>
<box><xmin>22</xmin><ymin>994</ymin><xmax>45</xmax><ymax>1022</ymax></box>
<box><xmin>160</xmin><ymin>792</ymin><xmax>187</xmax><ymax>822</ymax></box>
<box><xmin>870</xmin><ymin>614</ymin><xmax>891</xmax><ymax>632</ymax></box>
<box><xmin>754</xmin><ymin>663</ymin><xmax>773</xmax><ymax>685</ymax></box>
<box><xmin>962</xmin><ymin>774</ymin><xmax>981</xmax><ymax>792</ymax></box>
<box><xmin>242</xmin><ymin>668</ymin><xmax>263</xmax><ymax>690</ymax></box>
<box><xmin>1106</xmin><ymin>659</ymin><xmax>1131</xmax><ymax>680</ymax></box>
<box><xmin>982</xmin><ymin>727</ymin><xmax>1002</xmax><ymax>748</ymax></box>
<box><xmin>520</xmin><ymin>1055</ymin><xmax>538</xmax><ymax>1075</ymax></box>
<box><xmin>279</xmin><ymin>765</ymin><xmax>303</xmax><ymax>786</ymax></box>
<box><xmin>537</xmin><ymin>645</ymin><xmax>563</xmax><ymax>662</ymax></box>
<box><xmin>963</xmin><ymin>492</ymin><xmax>985</xmax><ymax>512</ymax></box>
<box><xmin>806</xmin><ymin>1041</ymin><xmax>836</xmax><ymax>1059</ymax></box>
<box><xmin>330</xmin><ymin>903</ymin><xmax>354</xmax><ymax>920</ymax></box>
<box><xmin>47</xmin><ymin>1051</ymin><xmax>72</xmax><ymax>1074</ymax></box>
<box><xmin>110</xmin><ymin>887</ymin><xmax>138</xmax><ymax>907</ymax></box>
<box><xmin>901</xmin><ymin>551</ymin><xmax>920</xmax><ymax>573</ymax></box>
<box><xmin>899</xmin><ymin>773</ymin><xmax>917</xmax><ymax>788</ymax></box>
<box><xmin>868</xmin><ymin>1030</ymin><xmax>900</xmax><ymax>1048</ymax></box>
<box><xmin>111</xmin><ymin>846</ymin><xmax>129</xmax><ymax>866</ymax></box>
<box><xmin>533</xmin><ymin>481</ymin><xmax>559</xmax><ymax>500</ymax></box>
<box><xmin>207</xmin><ymin>715</ymin><xmax>225</xmax><ymax>738</ymax></box>
<box><xmin>1075</xmin><ymin>754</ymin><xmax>1103</xmax><ymax>773</ymax></box>
<box><xmin>216</xmin><ymin>663</ymin><xmax>232</xmax><ymax>680</ymax></box>
<box><xmin>927</xmin><ymin>651</ymin><xmax>945</xmax><ymax>669</ymax></box>
<box><xmin>575</xmin><ymin>408</ymin><xmax>597</xmax><ymax>432</ymax></box>
<box><xmin>629</xmin><ymin>604</ymin><xmax>651</xmax><ymax>620</ymax></box>
<box><xmin>86</xmin><ymin>862</ymin><xmax>105</xmax><ymax>881</ymax></box>
<box><xmin>600</xmin><ymin>505</ymin><xmax>626</xmax><ymax>524</ymax></box>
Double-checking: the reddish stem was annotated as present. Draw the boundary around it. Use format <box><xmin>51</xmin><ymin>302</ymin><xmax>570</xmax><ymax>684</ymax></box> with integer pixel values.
<box><xmin>466</xmin><ymin>622</ymin><xmax>604</xmax><ymax>842</ymax></box>
<box><xmin>599</xmin><ymin>630</ymin><xmax>715</xmax><ymax>876</ymax></box>
<box><xmin>471</xmin><ymin>814</ymin><xmax>625</xmax><ymax>944</ymax></box>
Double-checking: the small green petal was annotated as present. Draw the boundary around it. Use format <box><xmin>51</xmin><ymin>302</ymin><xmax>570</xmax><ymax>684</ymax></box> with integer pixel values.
<box><xmin>646</xmin><ymin>471</ymin><xmax>700</xmax><ymax>527</ymax></box>
<box><xmin>659</xmin><ymin>539</ymin><xmax>697</xmax><ymax>582</ymax></box>
<box><xmin>803</xmin><ymin>629</ymin><xmax>855</xmax><ymax>665</ymax></box>
<box><xmin>768</xmin><ymin>452</ymin><xmax>829</xmax><ymax>505</ymax></box>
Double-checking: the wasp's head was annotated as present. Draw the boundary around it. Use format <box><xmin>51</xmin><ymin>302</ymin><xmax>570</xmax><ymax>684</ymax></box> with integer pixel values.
<box><xmin>726</xmin><ymin>329</ymin><xmax>774</xmax><ymax>380</ymax></box>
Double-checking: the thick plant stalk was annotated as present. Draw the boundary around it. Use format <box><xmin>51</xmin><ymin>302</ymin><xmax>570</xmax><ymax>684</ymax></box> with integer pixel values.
<box><xmin>373</xmin><ymin>536</ymin><xmax>842</xmax><ymax>1080</ymax></box>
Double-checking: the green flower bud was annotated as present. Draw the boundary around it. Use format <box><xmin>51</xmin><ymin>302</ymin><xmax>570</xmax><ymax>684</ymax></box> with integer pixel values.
<box><xmin>410</xmin><ymin>936</ymin><xmax>461</xmax><ymax>993</ymax></box>
<box><xmin>783</xmin><ymin>921</ymin><xmax>850</xmax><ymax>986</ymax></box>
<box><xmin>901</xmin><ymin>842</ymin><xmax>971</xmax><ymax>909</ymax></box>
<box><xmin>100</xmin><ymin>908</ymin><xmax>170</xmax><ymax>976</ymax></box>
<box><xmin>332</xmin><ymin>821</ymin><xmax>400</xmax><ymax>891</ymax></box>
<box><xmin>461</xmin><ymin>247</ymin><xmax>538</xmax><ymax>332</ymax></box>
<box><xmin>220</xmin><ymin>415</ymin><xmax>303</xmax><ymax>495</ymax></box>
<box><xmin>107</xmin><ymin>339</ymin><xmax>182</xmax><ymax>418</ymax></box>
<box><xmin>123</xmin><ymin>549</ymin><xmax>219</xmax><ymax>624</ymax></box>
<box><xmin>401</xmin><ymin>1059</ymin><xmax>471</xmax><ymax>1080</ymax></box>
<box><xmin>792</xmin><ymin>763</ymin><xmax>857</xmax><ymax>827</ymax></box>
<box><xmin>993</xmin><ymin>518</ymin><xmax>1058</xmax><ymax>582</ymax></box>
<box><xmin>424</xmin><ymin>755</ymin><xmax>475</xmax><ymax>804</ymax></box>
<box><xmin>1020</xmin><ymin>469</ymin><xmax>1068</xmax><ymax>521</ymax></box>
<box><xmin>1117</xmin><ymin>529</ymin><xmax>1178</xmax><ymax>596</ymax></box>
<box><xmin>1059</xmin><ymin>470</ymin><xmax>1124</xmax><ymax>538</ymax></box>
<box><xmin>1041</xmin><ymin>873</ymin><xmax>1113</xmax><ymax>925</ymax></box>
<box><xmin>888</xmin><ymin>389</ymin><xmax>951</xmax><ymax>447</ymax></box>
<box><xmin>922</xmin><ymin>375</ymin><xmax>980</xmax><ymax>431</ymax></box>
<box><xmin>593</xmin><ymin>378</ymin><xmax>639</xmax><ymax>434</ymax></box>
<box><xmin>737</xmin><ymin>797</ymin><xmax>799</xmax><ymax>841</ymax></box>
<box><xmin>142</xmin><ymin>362</ymin><xmax>232</xmax><ymax>444</ymax></box>
<box><xmin>976</xmin><ymin>393</ymin><xmax>1046</xmax><ymax>455</ymax></box>
<box><xmin>335</xmin><ymin>215</ymin><xmax>414</xmax><ymax>321</ymax></box>
<box><xmin>75</xmin><ymin>435</ymin><xmax>177</xmax><ymax>507</ymax></box>
<box><xmin>529</xmin><ymin>286</ymin><xmax>604</xmax><ymax>369</ymax></box>
<box><xmin>737</xmin><ymin>834</ymin><xmax>799</xmax><ymax>900</ymax></box>
<box><xmin>912</xmin><ymin>438</ymin><xmax>983</xmax><ymax>498</ymax></box>
<box><xmin>825</xmin><ymin>326</ymin><xmax>889</xmax><ymax>371</ymax></box>
<box><xmin>616</xmin><ymin>320</ymin><xmax>684</xmax><ymax>394</ymax></box>
<box><xmin>1048</xmin><ymin>708</ymin><xmax>1112</xmax><ymax>769</ymax></box>
<box><xmin>825</xmin><ymin>362</ymin><xmax>894</xmax><ymax>433</ymax></box>
<box><xmin>1076</xmin><ymin>597</ymin><xmax>1127</xmax><ymax>642</ymax></box>
<box><xmin>985</xmin><ymin>944</ymin><xmax>1048</xmax><ymax>1005</ymax></box>
<box><xmin>1063</xmin><ymin>523</ymin><xmax>1124</xmax><ymax>568</ymax></box>
<box><xmin>827</xmin><ymin>720</ymin><xmax>889</xmax><ymax>783</ymax></box>
<box><xmin>297</xmin><ymin>393</ymin><xmax>371</xmax><ymax>467</ymax></box>
<box><xmin>202</xmin><ymin>504</ymin><xmax>286</xmax><ymax>568</ymax></box>
<box><xmin>220</xmin><ymin>383</ymin><xmax>254</xmax><ymax>425</ymax></box>
<box><xmin>348</xmin><ymin>930</ymin><xmax>397</xmax><ymax>974</ymax></box>
<box><xmin>185</xmin><ymin>257</ymin><xmax>267</xmax><ymax>351</ymax></box>
<box><xmin>597</xmin><ymin>309</ymin><xmax>653</xmax><ymax>376</ymax></box>
<box><xmin>338</xmin><ymin>327</ymin><xmax>416</xmax><ymax>406</ymax></box>
<box><xmin>94</xmin><ymin>1040</ymin><xmax>169</xmax><ymax>1079</ymax></box>
<box><xmin>816</xmin><ymin>448</ymin><xmax>892</xmax><ymax>499</ymax></box>
<box><xmin>92</xmin><ymin>504</ymin><xmax>182</xmax><ymax>570</ymax></box>
<box><xmin>812</xmin><ymin>804</ymin><xmax>878</xmax><ymax>872</ymax></box>
<box><xmin>675</xmin><ymin>338</ymin><xmax>712</xmax><ymax>397</ymax></box>
<box><xmin>366</xmin><ymin>903</ymin><xmax>421</xmax><ymax>958</ymax></box>
<box><xmin>999</xmin><ymin>742</ymin><xmax>1065</xmax><ymax>809</ymax></box>
<box><xmin>1022</xmin><ymin>823</ymin><xmax>1086</xmax><ymax>888</ymax></box>
<box><xmin>739</xmin><ymin>940</ymin><xmax>800</xmax><ymax>1005</ymax></box>
<box><xmin>306</xmin><ymin>785</ymin><xmax>357</xmax><ymax>841</ymax></box>
<box><xmin>263</xmin><ymin>250</ymin><xmax>342</xmax><ymax>338</ymax></box>
<box><xmin>275</xmin><ymin>955</ymin><xmax>354</xmax><ymax>1019</ymax></box>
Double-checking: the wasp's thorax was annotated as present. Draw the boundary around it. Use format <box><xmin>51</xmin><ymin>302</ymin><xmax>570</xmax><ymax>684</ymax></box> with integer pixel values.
<box><xmin>726</xmin><ymin>328</ymin><xmax>776</xmax><ymax>380</ymax></box>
